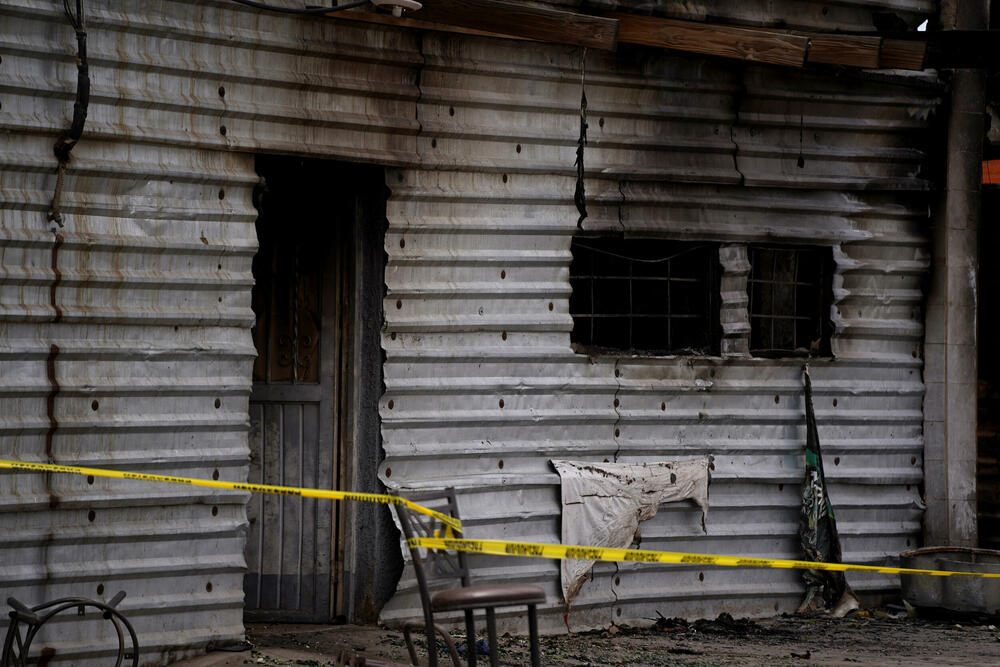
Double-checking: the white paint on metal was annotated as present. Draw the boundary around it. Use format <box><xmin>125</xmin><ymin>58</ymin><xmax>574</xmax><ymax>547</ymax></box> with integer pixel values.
<box><xmin>379</xmin><ymin>36</ymin><xmax>937</xmax><ymax>633</ymax></box>
<box><xmin>1</xmin><ymin>0</ymin><xmax>940</xmax><ymax>655</ymax></box>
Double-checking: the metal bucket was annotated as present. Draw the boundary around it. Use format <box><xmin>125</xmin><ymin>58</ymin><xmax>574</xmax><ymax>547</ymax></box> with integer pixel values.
<box><xmin>900</xmin><ymin>547</ymin><xmax>1000</xmax><ymax>614</ymax></box>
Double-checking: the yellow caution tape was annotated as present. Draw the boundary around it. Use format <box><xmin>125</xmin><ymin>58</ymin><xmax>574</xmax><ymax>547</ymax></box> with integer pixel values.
<box><xmin>7</xmin><ymin>458</ymin><xmax>996</xmax><ymax>580</ymax></box>
<box><xmin>410</xmin><ymin>537</ymin><xmax>1000</xmax><ymax>579</ymax></box>
<box><xmin>0</xmin><ymin>459</ymin><xmax>462</xmax><ymax>532</ymax></box>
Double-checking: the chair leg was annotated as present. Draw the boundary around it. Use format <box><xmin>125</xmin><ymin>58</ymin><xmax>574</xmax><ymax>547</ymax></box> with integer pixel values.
<box><xmin>527</xmin><ymin>604</ymin><xmax>540</xmax><ymax>667</ymax></box>
<box><xmin>426</xmin><ymin>621</ymin><xmax>439</xmax><ymax>667</ymax></box>
<box><xmin>484</xmin><ymin>608</ymin><xmax>499</xmax><ymax>667</ymax></box>
<box><xmin>464</xmin><ymin>609</ymin><xmax>477</xmax><ymax>667</ymax></box>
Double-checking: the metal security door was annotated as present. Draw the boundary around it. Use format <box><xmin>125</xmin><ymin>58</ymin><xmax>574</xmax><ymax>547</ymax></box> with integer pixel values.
<box><xmin>244</xmin><ymin>157</ymin><xmax>352</xmax><ymax>621</ymax></box>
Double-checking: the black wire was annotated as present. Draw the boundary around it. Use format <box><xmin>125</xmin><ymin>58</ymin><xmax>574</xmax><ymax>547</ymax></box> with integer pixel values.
<box><xmin>226</xmin><ymin>0</ymin><xmax>370</xmax><ymax>15</ymax></box>
<box><xmin>62</xmin><ymin>0</ymin><xmax>83</xmax><ymax>30</ymax></box>
<box><xmin>573</xmin><ymin>242</ymin><xmax>709</xmax><ymax>265</ymax></box>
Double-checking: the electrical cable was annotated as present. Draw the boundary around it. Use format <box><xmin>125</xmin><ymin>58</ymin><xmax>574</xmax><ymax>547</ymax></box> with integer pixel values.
<box><xmin>572</xmin><ymin>242</ymin><xmax>709</xmax><ymax>265</ymax></box>
<box><xmin>48</xmin><ymin>0</ymin><xmax>89</xmax><ymax>227</ymax></box>
<box><xmin>226</xmin><ymin>0</ymin><xmax>370</xmax><ymax>15</ymax></box>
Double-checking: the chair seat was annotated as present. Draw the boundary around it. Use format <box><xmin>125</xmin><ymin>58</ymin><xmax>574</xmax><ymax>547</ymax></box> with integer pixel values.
<box><xmin>431</xmin><ymin>583</ymin><xmax>545</xmax><ymax>612</ymax></box>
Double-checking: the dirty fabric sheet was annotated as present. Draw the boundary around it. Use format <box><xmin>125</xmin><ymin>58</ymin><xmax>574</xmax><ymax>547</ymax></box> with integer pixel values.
<box><xmin>552</xmin><ymin>458</ymin><xmax>711</xmax><ymax>603</ymax></box>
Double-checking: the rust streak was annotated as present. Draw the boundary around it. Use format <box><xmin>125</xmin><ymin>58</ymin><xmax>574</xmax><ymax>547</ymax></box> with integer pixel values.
<box><xmin>45</xmin><ymin>344</ymin><xmax>61</xmax><ymax>509</ymax></box>
<box><xmin>38</xmin><ymin>647</ymin><xmax>56</xmax><ymax>667</ymax></box>
<box><xmin>46</xmin><ymin>232</ymin><xmax>64</xmax><ymax>508</ymax></box>
<box><xmin>50</xmin><ymin>233</ymin><xmax>64</xmax><ymax>322</ymax></box>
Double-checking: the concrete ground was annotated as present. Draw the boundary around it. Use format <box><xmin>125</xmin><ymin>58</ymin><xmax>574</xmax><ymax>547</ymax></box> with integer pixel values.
<box><xmin>171</xmin><ymin>610</ymin><xmax>1000</xmax><ymax>667</ymax></box>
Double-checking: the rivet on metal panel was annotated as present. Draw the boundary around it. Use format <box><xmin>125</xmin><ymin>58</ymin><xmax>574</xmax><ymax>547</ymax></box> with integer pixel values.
<box><xmin>90</xmin><ymin>400</ymin><xmax>98</xmax><ymax>411</ymax></box>
<box><xmin>396</xmin><ymin>300</ymin><xmax>402</xmax><ymax>310</ymax></box>
<box><xmin>212</xmin><ymin>470</ymin><xmax>220</xmax><ymax>480</ymax></box>
<box><xmin>834</xmin><ymin>457</ymin><xmax>840</xmax><ymax>465</ymax></box>
<box><xmin>87</xmin><ymin>475</ymin><xmax>94</xmax><ymax>485</ymax></box>
<box><xmin>498</xmin><ymin>460</ymin><xmax>504</xmax><ymax>469</ymax></box>
<box><xmin>212</xmin><ymin>506</ymin><xmax>218</xmax><ymax>516</ymax></box>
<box><xmin>206</xmin><ymin>582</ymin><xmax>213</xmax><ymax>593</ymax></box>
<box><xmin>218</xmin><ymin>85</ymin><xmax>225</xmax><ymax>97</ymax></box>
<box><xmin>214</xmin><ymin>398</ymin><xmax>221</xmax><ymax>409</ymax></box>
<box><xmin>614</xmin><ymin>428</ymin><xmax>620</xmax><ymax>437</ymax></box>
<box><xmin>87</xmin><ymin>510</ymin><xmax>95</xmax><ymax>522</ymax></box>
<box><xmin>388</xmin><ymin>400</ymin><xmax>394</xmax><ymax>409</ymax></box>
<box><xmin>499</xmin><ymin>399</ymin><xmax>504</xmax><ymax>408</ymax></box>
<box><xmin>501</xmin><ymin>332</ymin><xmax>507</xmax><ymax>341</ymax></box>
<box><xmin>96</xmin><ymin>584</ymin><xmax>104</xmax><ymax>596</ymax></box>
<box><xmin>385</xmin><ymin>468</ymin><xmax>392</xmax><ymax>478</ymax></box>
<box><xmin>613</xmin><ymin>399</ymin><xmax>619</xmax><ymax>407</ymax></box>
<box><xmin>500</xmin><ymin>270</ymin><xmax>506</xmax><ymax>279</ymax></box>
<box><xmin>219</xmin><ymin>125</ymin><xmax>227</xmax><ymax>136</ymax></box>
<box><xmin>399</xmin><ymin>238</ymin><xmax>405</xmax><ymax>248</ymax></box>
<box><xmin>516</xmin><ymin>144</ymin><xmax>521</xmax><ymax>154</ymax></box>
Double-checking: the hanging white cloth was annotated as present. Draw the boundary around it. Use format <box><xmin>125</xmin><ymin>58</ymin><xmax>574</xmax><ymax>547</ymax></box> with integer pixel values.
<box><xmin>552</xmin><ymin>458</ymin><xmax>711</xmax><ymax>603</ymax></box>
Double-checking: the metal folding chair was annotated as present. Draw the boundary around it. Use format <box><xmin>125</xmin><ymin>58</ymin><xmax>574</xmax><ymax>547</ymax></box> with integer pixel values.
<box><xmin>394</xmin><ymin>489</ymin><xmax>544</xmax><ymax>667</ymax></box>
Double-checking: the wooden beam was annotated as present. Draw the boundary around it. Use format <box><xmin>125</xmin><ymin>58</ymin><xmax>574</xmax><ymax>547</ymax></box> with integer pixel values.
<box><xmin>879</xmin><ymin>38</ymin><xmax>927</xmax><ymax>70</ymax></box>
<box><xmin>807</xmin><ymin>34</ymin><xmax>881</xmax><ymax>68</ymax></box>
<box><xmin>611</xmin><ymin>13</ymin><xmax>809</xmax><ymax>67</ymax></box>
<box><xmin>377</xmin><ymin>0</ymin><xmax>619</xmax><ymax>51</ymax></box>
<box><xmin>335</xmin><ymin>5</ymin><xmax>929</xmax><ymax>72</ymax></box>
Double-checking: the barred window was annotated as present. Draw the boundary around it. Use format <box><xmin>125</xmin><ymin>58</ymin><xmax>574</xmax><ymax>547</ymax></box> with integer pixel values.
<box><xmin>569</xmin><ymin>238</ymin><xmax>720</xmax><ymax>355</ymax></box>
<box><xmin>747</xmin><ymin>245</ymin><xmax>833</xmax><ymax>357</ymax></box>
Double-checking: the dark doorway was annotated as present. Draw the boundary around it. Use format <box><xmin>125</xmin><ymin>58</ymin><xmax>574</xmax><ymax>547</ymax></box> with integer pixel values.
<box><xmin>978</xmin><ymin>188</ymin><xmax>1000</xmax><ymax>550</ymax></box>
<box><xmin>244</xmin><ymin>156</ymin><xmax>385</xmax><ymax>622</ymax></box>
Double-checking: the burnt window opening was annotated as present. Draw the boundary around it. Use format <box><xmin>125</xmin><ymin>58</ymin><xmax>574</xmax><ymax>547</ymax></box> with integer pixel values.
<box><xmin>747</xmin><ymin>245</ymin><xmax>833</xmax><ymax>357</ymax></box>
<box><xmin>569</xmin><ymin>238</ymin><xmax>721</xmax><ymax>356</ymax></box>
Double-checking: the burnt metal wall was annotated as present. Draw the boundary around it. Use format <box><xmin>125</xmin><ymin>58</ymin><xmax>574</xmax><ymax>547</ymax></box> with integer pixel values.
<box><xmin>0</xmin><ymin>0</ymin><xmax>419</xmax><ymax>662</ymax></box>
<box><xmin>377</xmin><ymin>38</ymin><xmax>941</xmax><ymax>632</ymax></box>
<box><xmin>0</xmin><ymin>0</ymin><xmax>940</xmax><ymax>658</ymax></box>
<box><xmin>978</xmin><ymin>189</ymin><xmax>1000</xmax><ymax>551</ymax></box>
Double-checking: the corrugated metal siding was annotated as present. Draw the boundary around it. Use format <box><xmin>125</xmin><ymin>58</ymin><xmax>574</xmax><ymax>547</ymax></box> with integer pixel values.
<box><xmin>378</xmin><ymin>36</ymin><xmax>937</xmax><ymax>632</ymax></box>
<box><xmin>0</xmin><ymin>0</ymin><xmax>420</xmax><ymax>662</ymax></box>
<box><xmin>2</xmin><ymin>0</ymin><xmax>941</xmax><ymax>653</ymax></box>
<box><xmin>0</xmin><ymin>130</ymin><xmax>257</xmax><ymax>661</ymax></box>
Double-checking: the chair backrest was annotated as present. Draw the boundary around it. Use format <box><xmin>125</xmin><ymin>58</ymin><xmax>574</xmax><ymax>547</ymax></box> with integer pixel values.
<box><xmin>394</xmin><ymin>488</ymin><xmax>472</xmax><ymax>593</ymax></box>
